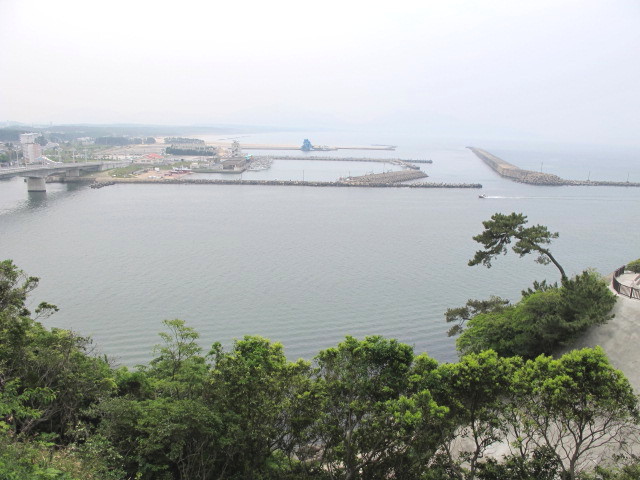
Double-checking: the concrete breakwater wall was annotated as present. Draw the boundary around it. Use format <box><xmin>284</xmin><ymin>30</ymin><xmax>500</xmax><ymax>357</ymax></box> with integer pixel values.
<box><xmin>564</xmin><ymin>179</ymin><xmax>640</xmax><ymax>187</ymax></box>
<box><xmin>253</xmin><ymin>155</ymin><xmax>433</xmax><ymax>164</ymax></box>
<box><xmin>468</xmin><ymin>147</ymin><xmax>566</xmax><ymax>185</ymax></box>
<box><xmin>469</xmin><ymin>147</ymin><xmax>640</xmax><ymax>187</ymax></box>
<box><xmin>92</xmin><ymin>178</ymin><xmax>482</xmax><ymax>189</ymax></box>
<box><xmin>238</xmin><ymin>144</ymin><xmax>396</xmax><ymax>151</ymax></box>
<box><xmin>345</xmin><ymin>170</ymin><xmax>427</xmax><ymax>184</ymax></box>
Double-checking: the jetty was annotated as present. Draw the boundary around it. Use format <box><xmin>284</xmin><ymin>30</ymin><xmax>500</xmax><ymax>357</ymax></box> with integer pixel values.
<box><xmin>342</xmin><ymin>170</ymin><xmax>427</xmax><ymax>184</ymax></box>
<box><xmin>253</xmin><ymin>155</ymin><xmax>432</xmax><ymax>164</ymax></box>
<box><xmin>87</xmin><ymin>177</ymin><xmax>481</xmax><ymax>189</ymax></box>
<box><xmin>212</xmin><ymin>143</ymin><xmax>396</xmax><ymax>152</ymax></box>
<box><xmin>469</xmin><ymin>147</ymin><xmax>640</xmax><ymax>187</ymax></box>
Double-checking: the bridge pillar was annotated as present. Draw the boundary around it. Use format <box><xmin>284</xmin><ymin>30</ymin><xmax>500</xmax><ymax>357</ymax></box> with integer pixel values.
<box><xmin>67</xmin><ymin>168</ymin><xmax>80</xmax><ymax>177</ymax></box>
<box><xmin>27</xmin><ymin>177</ymin><xmax>46</xmax><ymax>192</ymax></box>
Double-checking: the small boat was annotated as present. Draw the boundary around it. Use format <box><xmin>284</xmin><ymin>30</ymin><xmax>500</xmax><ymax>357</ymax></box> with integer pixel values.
<box><xmin>479</xmin><ymin>194</ymin><xmax>487</xmax><ymax>199</ymax></box>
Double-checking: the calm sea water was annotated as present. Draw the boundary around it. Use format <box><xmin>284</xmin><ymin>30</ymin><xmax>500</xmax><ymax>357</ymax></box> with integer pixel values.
<box><xmin>1</xmin><ymin>132</ymin><xmax>639</xmax><ymax>366</ymax></box>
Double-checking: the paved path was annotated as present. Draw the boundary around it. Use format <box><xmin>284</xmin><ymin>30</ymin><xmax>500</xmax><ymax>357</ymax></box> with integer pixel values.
<box><xmin>567</xmin><ymin>274</ymin><xmax>640</xmax><ymax>392</ymax></box>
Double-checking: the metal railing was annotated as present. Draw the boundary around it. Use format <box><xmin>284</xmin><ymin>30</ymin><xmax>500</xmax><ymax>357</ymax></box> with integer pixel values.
<box><xmin>612</xmin><ymin>266</ymin><xmax>640</xmax><ymax>300</ymax></box>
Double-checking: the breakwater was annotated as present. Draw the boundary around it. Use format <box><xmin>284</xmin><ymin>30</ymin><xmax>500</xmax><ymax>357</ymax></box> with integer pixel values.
<box><xmin>469</xmin><ymin>147</ymin><xmax>566</xmax><ymax>185</ymax></box>
<box><xmin>232</xmin><ymin>143</ymin><xmax>396</xmax><ymax>151</ymax></box>
<box><xmin>469</xmin><ymin>147</ymin><xmax>640</xmax><ymax>187</ymax></box>
<box><xmin>253</xmin><ymin>155</ymin><xmax>432</xmax><ymax>164</ymax></box>
<box><xmin>92</xmin><ymin>177</ymin><xmax>481</xmax><ymax>189</ymax></box>
<box><xmin>344</xmin><ymin>170</ymin><xmax>427</xmax><ymax>184</ymax></box>
<box><xmin>90</xmin><ymin>181</ymin><xmax>116</xmax><ymax>189</ymax></box>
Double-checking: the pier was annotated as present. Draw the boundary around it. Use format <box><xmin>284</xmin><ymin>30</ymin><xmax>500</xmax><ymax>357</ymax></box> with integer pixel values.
<box><xmin>469</xmin><ymin>147</ymin><xmax>640</xmax><ymax>187</ymax></box>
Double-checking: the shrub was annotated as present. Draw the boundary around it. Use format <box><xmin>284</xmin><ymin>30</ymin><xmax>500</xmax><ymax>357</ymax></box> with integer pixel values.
<box><xmin>626</xmin><ymin>259</ymin><xmax>640</xmax><ymax>274</ymax></box>
<box><xmin>455</xmin><ymin>270</ymin><xmax>616</xmax><ymax>358</ymax></box>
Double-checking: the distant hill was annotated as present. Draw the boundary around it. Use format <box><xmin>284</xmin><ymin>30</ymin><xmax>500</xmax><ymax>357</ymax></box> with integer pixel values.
<box><xmin>0</xmin><ymin>123</ymin><xmax>287</xmax><ymax>142</ymax></box>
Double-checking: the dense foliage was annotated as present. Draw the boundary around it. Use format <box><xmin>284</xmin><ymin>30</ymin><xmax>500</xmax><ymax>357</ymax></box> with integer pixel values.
<box><xmin>164</xmin><ymin>137</ymin><xmax>205</xmax><ymax>144</ymax></box>
<box><xmin>165</xmin><ymin>146</ymin><xmax>217</xmax><ymax>156</ymax></box>
<box><xmin>626</xmin><ymin>259</ymin><xmax>640</xmax><ymax>274</ymax></box>
<box><xmin>448</xmin><ymin>270</ymin><xmax>616</xmax><ymax>357</ymax></box>
<box><xmin>94</xmin><ymin>136</ymin><xmax>137</xmax><ymax>146</ymax></box>
<box><xmin>0</xmin><ymin>260</ymin><xmax>636</xmax><ymax>480</ymax></box>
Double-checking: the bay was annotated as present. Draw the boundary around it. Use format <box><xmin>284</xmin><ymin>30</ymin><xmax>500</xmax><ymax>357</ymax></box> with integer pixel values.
<box><xmin>1</xmin><ymin>132</ymin><xmax>639</xmax><ymax>366</ymax></box>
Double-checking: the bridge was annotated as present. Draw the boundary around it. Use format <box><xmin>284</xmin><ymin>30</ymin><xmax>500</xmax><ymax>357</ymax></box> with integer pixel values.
<box><xmin>0</xmin><ymin>161</ymin><xmax>128</xmax><ymax>191</ymax></box>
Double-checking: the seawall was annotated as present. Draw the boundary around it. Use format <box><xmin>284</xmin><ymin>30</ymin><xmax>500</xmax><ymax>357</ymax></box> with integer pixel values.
<box><xmin>468</xmin><ymin>147</ymin><xmax>640</xmax><ymax>187</ymax></box>
<box><xmin>344</xmin><ymin>170</ymin><xmax>428</xmax><ymax>184</ymax></box>
<box><xmin>468</xmin><ymin>147</ymin><xmax>566</xmax><ymax>185</ymax></box>
<box><xmin>252</xmin><ymin>155</ymin><xmax>433</xmax><ymax>165</ymax></box>
<box><xmin>91</xmin><ymin>177</ymin><xmax>482</xmax><ymax>189</ymax></box>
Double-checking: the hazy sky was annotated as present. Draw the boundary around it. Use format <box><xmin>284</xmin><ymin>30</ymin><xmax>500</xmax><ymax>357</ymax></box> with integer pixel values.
<box><xmin>1</xmin><ymin>0</ymin><xmax>639</xmax><ymax>145</ymax></box>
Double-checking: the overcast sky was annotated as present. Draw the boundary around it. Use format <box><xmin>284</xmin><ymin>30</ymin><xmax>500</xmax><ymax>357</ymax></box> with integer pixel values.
<box><xmin>1</xmin><ymin>0</ymin><xmax>639</xmax><ymax>145</ymax></box>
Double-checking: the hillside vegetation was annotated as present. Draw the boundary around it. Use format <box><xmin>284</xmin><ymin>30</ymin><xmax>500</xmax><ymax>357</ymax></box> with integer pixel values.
<box><xmin>0</xmin><ymin>259</ymin><xmax>638</xmax><ymax>480</ymax></box>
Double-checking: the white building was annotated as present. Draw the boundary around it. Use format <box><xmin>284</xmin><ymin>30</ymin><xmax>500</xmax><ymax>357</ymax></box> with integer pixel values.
<box><xmin>20</xmin><ymin>133</ymin><xmax>42</xmax><ymax>164</ymax></box>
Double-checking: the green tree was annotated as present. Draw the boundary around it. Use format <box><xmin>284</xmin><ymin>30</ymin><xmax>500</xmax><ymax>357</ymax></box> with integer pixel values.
<box><xmin>450</xmin><ymin>271</ymin><xmax>615</xmax><ymax>358</ymax></box>
<box><xmin>0</xmin><ymin>260</ymin><xmax>115</xmax><ymax>440</ymax></box>
<box><xmin>445</xmin><ymin>296</ymin><xmax>510</xmax><ymax>337</ymax></box>
<box><xmin>313</xmin><ymin>336</ymin><xmax>446</xmax><ymax>480</ymax></box>
<box><xmin>556</xmin><ymin>270</ymin><xmax>616</xmax><ymax>335</ymax></box>
<box><xmin>209</xmin><ymin>335</ymin><xmax>315</xmax><ymax>479</ymax></box>
<box><xmin>511</xmin><ymin>348</ymin><xmax>639</xmax><ymax>480</ymax></box>
<box><xmin>425</xmin><ymin>350</ymin><xmax>521</xmax><ymax>480</ymax></box>
<box><xmin>469</xmin><ymin>212</ymin><xmax>566</xmax><ymax>281</ymax></box>
<box><xmin>0</xmin><ymin>259</ymin><xmax>42</xmax><ymax>317</ymax></box>
<box><xmin>98</xmin><ymin>320</ymin><xmax>217</xmax><ymax>479</ymax></box>
<box><xmin>146</xmin><ymin>319</ymin><xmax>208</xmax><ymax>399</ymax></box>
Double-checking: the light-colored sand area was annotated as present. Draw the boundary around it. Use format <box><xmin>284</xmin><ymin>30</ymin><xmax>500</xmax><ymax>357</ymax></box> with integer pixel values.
<box><xmin>567</xmin><ymin>273</ymin><xmax>640</xmax><ymax>392</ymax></box>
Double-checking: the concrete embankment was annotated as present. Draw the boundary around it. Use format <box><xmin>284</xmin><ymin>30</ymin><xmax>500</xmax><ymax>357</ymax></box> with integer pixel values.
<box><xmin>344</xmin><ymin>170</ymin><xmax>427</xmax><ymax>184</ymax></box>
<box><xmin>469</xmin><ymin>147</ymin><xmax>566</xmax><ymax>185</ymax></box>
<box><xmin>91</xmin><ymin>177</ymin><xmax>481</xmax><ymax>189</ymax></box>
<box><xmin>469</xmin><ymin>147</ymin><xmax>640</xmax><ymax>187</ymax></box>
<box><xmin>254</xmin><ymin>155</ymin><xmax>432</xmax><ymax>164</ymax></box>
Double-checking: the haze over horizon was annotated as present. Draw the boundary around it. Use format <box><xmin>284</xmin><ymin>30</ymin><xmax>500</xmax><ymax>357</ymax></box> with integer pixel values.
<box><xmin>1</xmin><ymin>0</ymin><xmax>639</xmax><ymax>147</ymax></box>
